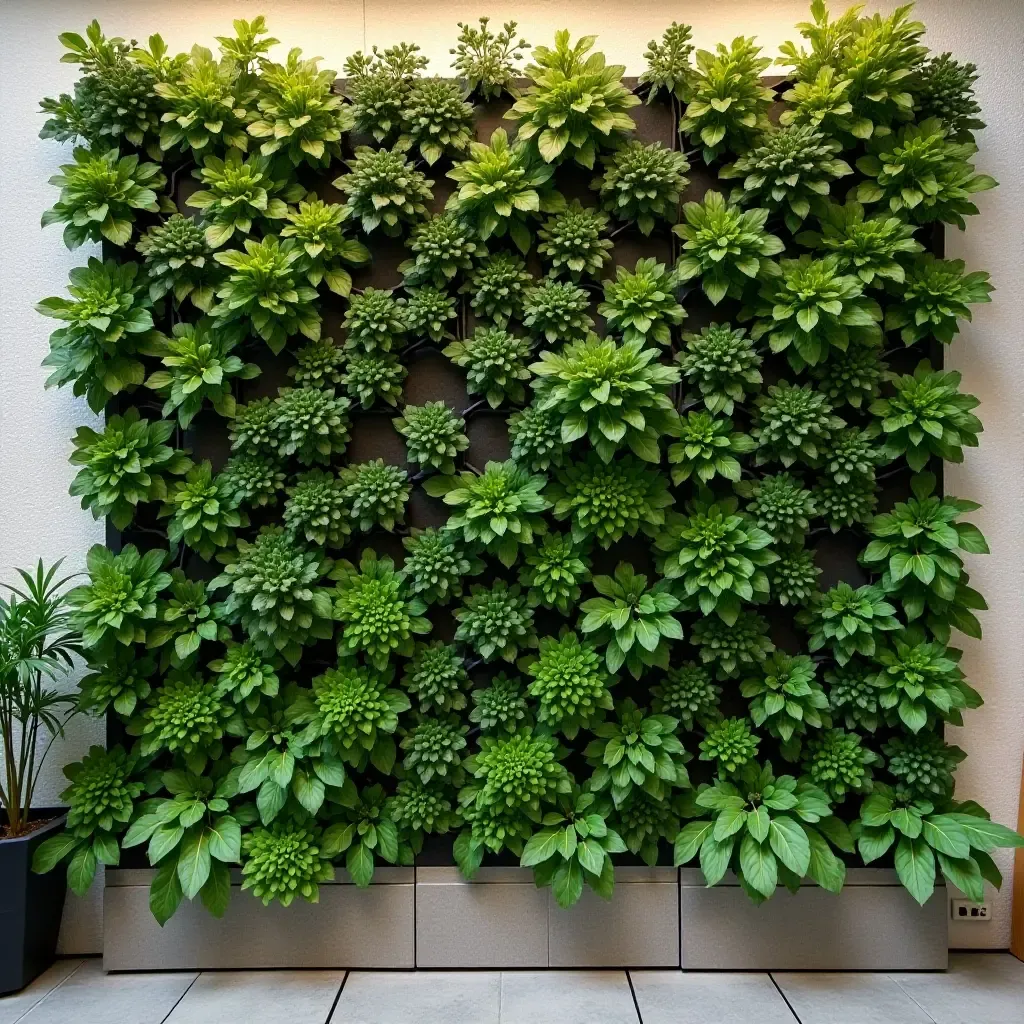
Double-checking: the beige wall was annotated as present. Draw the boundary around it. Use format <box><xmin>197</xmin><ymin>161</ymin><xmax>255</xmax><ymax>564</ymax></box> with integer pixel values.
<box><xmin>0</xmin><ymin>0</ymin><xmax>1020</xmax><ymax>953</ymax></box>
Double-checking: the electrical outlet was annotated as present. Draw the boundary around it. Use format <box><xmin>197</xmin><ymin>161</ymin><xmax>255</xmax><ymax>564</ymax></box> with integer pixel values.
<box><xmin>951</xmin><ymin>898</ymin><xmax>990</xmax><ymax>921</ymax></box>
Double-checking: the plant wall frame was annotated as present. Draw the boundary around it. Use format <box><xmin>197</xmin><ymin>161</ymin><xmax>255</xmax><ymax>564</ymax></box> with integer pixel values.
<box><xmin>31</xmin><ymin>4</ymin><xmax>1023</xmax><ymax>926</ymax></box>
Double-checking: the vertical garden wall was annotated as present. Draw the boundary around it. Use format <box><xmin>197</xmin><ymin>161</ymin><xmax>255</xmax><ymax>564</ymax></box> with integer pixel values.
<box><xmin>29</xmin><ymin>1</ymin><xmax>1024</xmax><ymax>937</ymax></box>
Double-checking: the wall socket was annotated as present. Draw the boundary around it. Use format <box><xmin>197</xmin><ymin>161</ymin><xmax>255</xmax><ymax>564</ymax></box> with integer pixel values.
<box><xmin>951</xmin><ymin>899</ymin><xmax>990</xmax><ymax>921</ymax></box>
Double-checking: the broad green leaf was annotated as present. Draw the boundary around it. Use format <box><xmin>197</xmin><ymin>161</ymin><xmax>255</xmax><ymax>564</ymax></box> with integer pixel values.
<box><xmin>150</xmin><ymin>858</ymin><xmax>184</xmax><ymax>925</ymax></box>
<box><xmin>894</xmin><ymin>835</ymin><xmax>936</xmax><ymax>906</ymax></box>
<box><xmin>739</xmin><ymin>834</ymin><xmax>778</xmax><ymax>899</ymax></box>
<box><xmin>32</xmin><ymin>833</ymin><xmax>80</xmax><ymax>874</ymax></box>
<box><xmin>806</xmin><ymin>827</ymin><xmax>846</xmax><ymax>893</ymax></box>
<box><xmin>936</xmin><ymin>852</ymin><xmax>984</xmax><ymax>904</ymax></box>
<box><xmin>700</xmin><ymin>834</ymin><xmax>734</xmax><ymax>887</ymax></box>
<box><xmin>674</xmin><ymin>820</ymin><xmax>713</xmax><ymax>866</ymax></box>
<box><xmin>347</xmin><ymin>842</ymin><xmax>375</xmax><ymax>887</ymax></box>
<box><xmin>67</xmin><ymin>845</ymin><xmax>98</xmax><ymax>896</ymax></box>
<box><xmin>922</xmin><ymin>815</ymin><xmax>971</xmax><ymax>860</ymax></box>
<box><xmin>200</xmin><ymin>860</ymin><xmax>232</xmax><ymax>918</ymax></box>
<box><xmin>768</xmin><ymin>817</ymin><xmax>811</xmax><ymax>876</ymax></box>
<box><xmin>177</xmin><ymin>830</ymin><xmax>212</xmax><ymax>899</ymax></box>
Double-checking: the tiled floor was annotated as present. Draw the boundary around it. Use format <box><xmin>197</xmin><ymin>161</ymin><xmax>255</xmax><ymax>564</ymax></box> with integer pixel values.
<box><xmin>1</xmin><ymin>954</ymin><xmax>1021</xmax><ymax>1024</ymax></box>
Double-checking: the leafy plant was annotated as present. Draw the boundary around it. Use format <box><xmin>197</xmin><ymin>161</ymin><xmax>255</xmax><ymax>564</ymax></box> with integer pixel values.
<box><xmin>801</xmin><ymin>582</ymin><xmax>900</xmax><ymax>666</ymax></box>
<box><xmin>394</xmin><ymin>403</ymin><xmax>468</xmax><ymax>474</ymax></box>
<box><xmin>450</xmin><ymin>17</ymin><xmax>530</xmax><ymax>100</ymax></box>
<box><xmin>521</xmin><ymin>280</ymin><xmax>594</xmax><ymax>344</ymax></box>
<box><xmin>136</xmin><ymin>214</ymin><xmax>220</xmax><ymax>311</ymax></box>
<box><xmin>593</xmin><ymin>141</ymin><xmax>690</xmax><ymax>235</ymax></box>
<box><xmin>667</xmin><ymin>412</ymin><xmax>755</xmax><ymax>486</ymax></box>
<box><xmin>280</xmin><ymin>196</ymin><xmax>370</xmax><ymax>297</ymax></box>
<box><xmin>400</xmin><ymin>77</ymin><xmax>476</xmax><ymax>165</ymax></box>
<box><xmin>273</xmin><ymin>387</ymin><xmax>352</xmax><ymax>466</ymax></box>
<box><xmin>341</xmin><ymin>461</ymin><xmax>410</xmax><ymax>532</ymax></box>
<box><xmin>639</xmin><ymin>22</ymin><xmax>695</xmax><ymax>104</ymax></box>
<box><xmin>676</xmin><ymin>323</ymin><xmax>762</xmax><ymax>416</ymax></box>
<box><xmin>469</xmin><ymin>674</ymin><xmax>529</xmax><ymax>734</ymax></box>
<box><xmin>519</xmin><ymin>534</ymin><xmax>590</xmax><ymax>615</ymax></box>
<box><xmin>463</xmin><ymin>252</ymin><xmax>533</xmax><ymax>324</ymax></box>
<box><xmin>454</xmin><ymin>582</ymin><xmax>536</xmax><ymax>663</ymax></box>
<box><xmin>444</xmin><ymin>326</ymin><xmax>533</xmax><ymax>409</ymax></box>
<box><xmin>335</xmin><ymin>145</ymin><xmax>434</xmax><ymax>236</ymax></box>
<box><xmin>342</xmin><ymin>353</ymin><xmax>407</xmax><ymax>410</ymax></box>
<box><xmin>691</xmin><ymin>611</ymin><xmax>774</xmax><ymax>680</ymax></box>
<box><xmin>399</xmin><ymin>213</ymin><xmax>482</xmax><ymax>288</ymax></box>
<box><xmin>753</xmin><ymin>382</ymin><xmax>846</xmax><ymax>468</ymax></box>
<box><xmin>525</xmin><ymin>632</ymin><xmax>613</xmax><ymax>739</ymax></box>
<box><xmin>741</xmin><ymin>652</ymin><xmax>830</xmax><ymax>759</ymax></box>
<box><xmin>403</xmin><ymin>287</ymin><xmax>458</xmax><ymax>343</ymax></box>
<box><xmin>162</xmin><ymin>464</ymin><xmax>247</xmax><ymax>562</ymax></box>
<box><xmin>341</xmin><ymin>287</ymin><xmax>407</xmax><ymax>355</ymax></box>
<box><xmin>283</xmin><ymin>470</ymin><xmax>350</xmax><ymax>549</ymax></box>
<box><xmin>508</xmin><ymin>403</ymin><xmax>569</xmax><ymax>472</ymax></box>
<box><xmin>536</xmin><ymin>201</ymin><xmax>613</xmax><ymax>280</ymax></box>
<box><xmin>401</xmin><ymin>528</ymin><xmax>483</xmax><ymax>607</ymax></box>
<box><xmin>599</xmin><ymin>259</ymin><xmax>685</xmax><ymax>347</ymax></box>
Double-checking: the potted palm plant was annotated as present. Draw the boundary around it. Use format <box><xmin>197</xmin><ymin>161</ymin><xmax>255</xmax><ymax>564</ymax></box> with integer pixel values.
<box><xmin>0</xmin><ymin>561</ymin><xmax>81</xmax><ymax>994</ymax></box>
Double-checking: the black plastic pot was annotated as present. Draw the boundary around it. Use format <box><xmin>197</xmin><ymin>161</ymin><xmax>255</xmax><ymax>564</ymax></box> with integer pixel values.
<box><xmin>0</xmin><ymin>811</ymin><xmax>68</xmax><ymax>995</ymax></box>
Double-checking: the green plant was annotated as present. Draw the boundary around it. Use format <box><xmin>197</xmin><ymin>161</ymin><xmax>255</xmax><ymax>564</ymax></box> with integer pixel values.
<box><xmin>580</xmin><ymin>563</ymin><xmax>684</xmax><ymax>678</ymax></box>
<box><xmin>519</xmin><ymin>534</ymin><xmax>590</xmax><ymax>615</ymax></box>
<box><xmin>809</xmin><ymin>343</ymin><xmax>886</xmax><ymax>409</ymax></box>
<box><xmin>676</xmin><ymin>323</ymin><xmax>762</xmax><ymax>416</ymax></box>
<box><xmin>881</xmin><ymin>733</ymin><xmax>964</xmax><ymax>802</ymax></box>
<box><xmin>547</xmin><ymin>452</ymin><xmax>673</xmax><ymax>548</ymax></box>
<box><xmin>674</xmin><ymin>762</ymin><xmax>851</xmax><ymax>903</ymax></box>
<box><xmin>767</xmin><ymin>546</ymin><xmax>822</xmax><ymax>607</ymax></box>
<box><xmin>651</xmin><ymin>663</ymin><xmax>721</xmax><ymax>731</ymax></box>
<box><xmin>592</xmin><ymin>141</ymin><xmax>690</xmax><ymax>235</ymax></box>
<box><xmin>469</xmin><ymin>673</ymin><xmax>529</xmax><ymax>733</ymax></box>
<box><xmin>130</xmin><ymin>673</ymin><xmax>232</xmax><ymax>763</ymax></box>
<box><xmin>639</xmin><ymin>22</ymin><xmax>696</xmax><ymax>104</ymax></box>
<box><xmin>388</xmin><ymin>777</ymin><xmax>459</xmax><ymax>843</ymax></box>
<box><xmin>209</xmin><ymin>640</ymin><xmax>280</xmax><ymax>711</ymax></box>
<box><xmin>38</xmin><ymin>257</ymin><xmax>157</xmax><ymax>413</ymax></box>
<box><xmin>283</xmin><ymin>470</ymin><xmax>350</xmax><ymax>549</ymax></box>
<box><xmin>241</xmin><ymin>820</ymin><xmax>334</xmax><ymax>907</ymax></box>
<box><xmin>162</xmin><ymin>463</ymin><xmax>247</xmax><ymax>562</ymax></box>
<box><xmin>680</xmin><ymin>38</ymin><xmax>774</xmax><ymax>163</ymax></box>
<box><xmin>599</xmin><ymin>259</ymin><xmax>685</xmax><ymax>347</ymax></box>
<box><xmin>402</xmin><ymin>641</ymin><xmax>469</xmax><ymax>713</ymax></box>
<box><xmin>536</xmin><ymin>201</ymin><xmax>613</xmax><ymax>280</ymax></box>
<box><xmin>870</xmin><ymin>361</ymin><xmax>982</xmax><ymax>472</ymax></box>
<box><xmin>399</xmin><ymin>213</ymin><xmax>482</xmax><ymax>288</ymax></box>
<box><xmin>341</xmin><ymin>287</ymin><xmax>407</xmax><ymax>355</ymax></box>
<box><xmin>332</xmin><ymin>550</ymin><xmax>430</xmax><ymax>669</ymax></box>
<box><xmin>394</xmin><ymin>403</ymin><xmax>468</xmax><ymax>474</ymax></box>
<box><xmin>146</xmin><ymin>319</ymin><xmax>259</xmax><ymax>428</ymax></box>
<box><xmin>229</xmin><ymin>397</ymin><xmax>282</xmax><ymax>460</ymax></box>
<box><xmin>454</xmin><ymin>582</ymin><xmax>536</xmax><ymax>663</ymax></box>
<box><xmin>747</xmin><ymin>254</ymin><xmax>882</xmax><ymax>370</ymax></box>
<box><xmin>403</xmin><ymin>287</ymin><xmax>458</xmax><ymax>343</ymax></box>
<box><xmin>802</xmin><ymin>728</ymin><xmax>878</xmax><ymax>803</ymax></box>
<box><xmin>136</xmin><ymin>214</ymin><xmax>220</xmax><ymax>311</ymax></box>
<box><xmin>698</xmin><ymin>717</ymin><xmax>761</xmax><ymax>776</ymax></box>
<box><xmin>721</xmin><ymin>125</ymin><xmax>852</xmax><ymax>232</ymax></box>
<box><xmin>735</xmin><ymin>472</ymin><xmax>816</xmax><ymax>545</ymax></box>
<box><xmin>741</xmin><ymin>652</ymin><xmax>830</xmax><ymax>759</ymax></box>
<box><xmin>913</xmin><ymin>53</ymin><xmax>984</xmax><ymax>141</ymax></box>
<box><xmin>401</xmin><ymin>714</ymin><xmax>468</xmax><ymax>785</ymax></box>
<box><xmin>79</xmin><ymin>648</ymin><xmax>155</xmax><ymax>718</ymax></box>
<box><xmin>212</xmin><ymin>237</ymin><xmax>321</xmax><ymax>354</ymax></box>
<box><xmin>531</xmin><ymin>334</ymin><xmax>681</xmax><ymax>463</ymax></box>
<box><xmin>450</xmin><ymin>17</ymin><xmax>530</xmax><ymax>101</ymax></box>
<box><xmin>341</xmin><ymin>461</ymin><xmax>410</xmax><ymax>532</ymax></box>
<box><xmin>444</xmin><ymin>326</ymin><xmax>533</xmax><ymax>408</ymax></box>
<box><xmin>210</xmin><ymin>527</ymin><xmax>333</xmax><ymax>665</ymax></box>
<box><xmin>335</xmin><ymin>145</ymin><xmax>434</xmax><ymax>236</ymax></box>
<box><xmin>801</xmin><ymin>582</ymin><xmax>900</xmax><ymax>666</ymax></box>
<box><xmin>464</xmin><ymin>252</ymin><xmax>533</xmax><ymax>324</ymax></box>
<box><xmin>607</xmin><ymin>790</ymin><xmax>683</xmax><ymax>868</ymax></box>
<box><xmin>508</xmin><ymin>30</ymin><xmax>639</xmax><ymax>168</ymax></box>
<box><xmin>521</xmin><ymin>280</ymin><xmax>594</xmax><ymax>344</ymax></box>
<box><xmin>674</xmin><ymin>192</ymin><xmax>784</xmax><ymax>305</ymax></box>
<box><xmin>691</xmin><ymin>612</ymin><xmax>774</xmax><ymax>680</ymax></box>
<box><xmin>525</xmin><ymin>632</ymin><xmax>613</xmax><ymax>739</ymax></box>
<box><xmin>447</xmin><ymin>128</ymin><xmax>563</xmax><ymax>253</ymax></box>
<box><xmin>753</xmin><ymin>382</ymin><xmax>846</xmax><ymax>468</ymax></box>
<box><xmin>426</xmin><ymin>461</ymin><xmax>550</xmax><ymax>567</ymax></box>
<box><xmin>218</xmin><ymin>454</ymin><xmax>286</xmax><ymax>509</ymax></box>
<box><xmin>508</xmin><ymin>403</ymin><xmax>569</xmax><ymax>472</ymax></box>
<box><xmin>401</xmin><ymin>528</ymin><xmax>483</xmax><ymax>607</ymax></box>
<box><xmin>884</xmin><ymin>254</ymin><xmax>993</xmax><ymax>346</ymax></box>
<box><xmin>273</xmin><ymin>387</ymin><xmax>352</xmax><ymax>466</ymax></box>
<box><xmin>68</xmin><ymin>408</ymin><xmax>189</xmax><ymax>530</ymax></box>
<box><xmin>280</xmin><ymin>196</ymin><xmax>370</xmax><ymax>297</ymax></box>
<box><xmin>400</xmin><ymin>77</ymin><xmax>476</xmax><ymax>164</ymax></box>
<box><xmin>826</xmin><ymin>661</ymin><xmax>881</xmax><ymax>732</ymax></box>
<box><xmin>341</xmin><ymin>353</ymin><xmax>407</xmax><ymax>409</ymax></box>
<box><xmin>667</xmin><ymin>412</ymin><xmax>755</xmax><ymax>486</ymax></box>
<box><xmin>42</xmin><ymin>146</ymin><xmax>167</xmax><ymax>249</ymax></box>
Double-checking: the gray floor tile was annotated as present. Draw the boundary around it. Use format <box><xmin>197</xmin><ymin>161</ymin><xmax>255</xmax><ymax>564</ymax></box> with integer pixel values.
<box><xmin>331</xmin><ymin>971</ymin><xmax>500</xmax><ymax>1024</ymax></box>
<box><xmin>165</xmin><ymin>970</ymin><xmax>345</xmax><ymax>1024</ymax></box>
<box><xmin>16</xmin><ymin>960</ymin><xmax>196</xmax><ymax>1024</ymax></box>
<box><xmin>630</xmin><ymin>970</ymin><xmax>797</xmax><ymax>1024</ymax></box>
<box><xmin>0</xmin><ymin>960</ymin><xmax>84</xmax><ymax>1024</ymax></box>
<box><xmin>891</xmin><ymin>952</ymin><xmax>1024</xmax><ymax>1024</ymax></box>
<box><xmin>773</xmin><ymin>972</ymin><xmax>935</xmax><ymax>1024</ymax></box>
<box><xmin>498</xmin><ymin>971</ymin><xmax>638</xmax><ymax>1024</ymax></box>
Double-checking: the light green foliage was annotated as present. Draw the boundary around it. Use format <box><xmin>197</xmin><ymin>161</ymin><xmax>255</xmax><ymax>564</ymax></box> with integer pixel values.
<box><xmin>741</xmin><ymin>653</ymin><xmax>830</xmax><ymax>758</ymax></box>
<box><xmin>38</xmin><ymin>257</ymin><xmax>157</xmax><ymax>413</ymax></box>
<box><xmin>585</xmin><ymin>699</ymin><xmax>689</xmax><ymax>806</ymax></box>
<box><xmin>748</xmin><ymin>255</ymin><xmax>882</xmax><ymax>370</ymax></box>
<box><xmin>639</xmin><ymin>22</ymin><xmax>695</xmax><ymax>103</ymax></box>
<box><xmin>136</xmin><ymin>214</ymin><xmax>219</xmax><ymax>311</ymax></box>
<box><xmin>548</xmin><ymin>452</ymin><xmax>673</xmax><ymax>549</ymax></box>
<box><xmin>450</xmin><ymin>17</ymin><xmax>530</xmax><ymax>101</ymax></box>
<box><xmin>814</xmin><ymin>473</ymin><xmax>878</xmax><ymax>532</ymax></box>
<box><xmin>147</xmin><ymin>570</ymin><xmax>229</xmax><ymax>670</ymax></box>
<box><xmin>402</xmin><ymin>641</ymin><xmax>469</xmax><ymax>714</ymax></box>
<box><xmin>508</xmin><ymin>403</ymin><xmax>569</xmax><ymax>472</ymax></box>
<box><xmin>463</xmin><ymin>728</ymin><xmax>570</xmax><ymax>815</ymax></box>
<box><xmin>521</xmin><ymin>280</ymin><xmax>594</xmax><ymax>344</ymax></box>
<box><xmin>803</xmin><ymin>728</ymin><xmax>878</xmax><ymax>803</ymax></box>
<box><xmin>218</xmin><ymin>453</ymin><xmax>286</xmax><ymax>509</ymax></box>
<box><xmin>455</xmin><ymin>582</ymin><xmax>536</xmax><ymax>663</ymax></box>
<box><xmin>674</xmin><ymin>192</ymin><xmax>784</xmax><ymax>305</ymax></box>
<box><xmin>210</xmin><ymin>527</ymin><xmax>334</xmax><ymax>664</ymax></box>
<box><xmin>592</xmin><ymin>141</ymin><xmax>690</xmax><ymax>235</ymax></box>
<box><xmin>388</xmin><ymin>777</ymin><xmax>459</xmax><ymax>841</ymax></box>
<box><xmin>536</xmin><ymin>201</ymin><xmax>613</xmax><ymax>280</ymax></box>
<box><xmin>801</xmin><ymin>582</ymin><xmax>900</xmax><ymax>666</ymax></box>
<box><xmin>884</xmin><ymin>255</ymin><xmax>992</xmax><ymax>346</ymax></box>
<box><xmin>526</xmin><ymin>632</ymin><xmax>613</xmax><ymax>739</ymax></box>
<box><xmin>162</xmin><ymin>463</ymin><xmax>247</xmax><ymax>561</ymax></box>
<box><xmin>508</xmin><ymin>30</ymin><xmax>639</xmax><ymax>169</ymax></box>
<box><xmin>146</xmin><ymin>319</ymin><xmax>259</xmax><ymax>428</ymax></box>
<box><xmin>342</xmin><ymin>287</ymin><xmax>407</xmax><ymax>355</ymax></box>
<box><xmin>913</xmin><ymin>53</ymin><xmax>985</xmax><ymax>142</ymax></box>
<box><xmin>341</xmin><ymin>460</ymin><xmax>410</xmax><ymax>532</ymax></box>
<box><xmin>854</xmin><ymin>118</ymin><xmax>996</xmax><ymax>229</ymax></box>
<box><xmin>399</xmin><ymin>213</ymin><xmax>482</xmax><ymax>288</ymax></box>
<box><xmin>283</xmin><ymin>470</ymin><xmax>350</xmax><ymax>548</ymax></box>
<box><xmin>69</xmin><ymin>407</ymin><xmax>190</xmax><ymax>530</ymax></box>
<box><xmin>289</xmin><ymin>337</ymin><xmax>346</xmax><ymax>390</ymax></box>
<box><xmin>676</xmin><ymin>323</ymin><xmax>762</xmax><ymax>416</ymax></box>
<box><xmin>444</xmin><ymin>326</ymin><xmax>533</xmax><ymax>408</ymax></box>
<box><xmin>402</xmin><ymin>714</ymin><xmax>468</xmax><ymax>785</ymax></box>
<box><xmin>667</xmin><ymin>412</ymin><xmax>755</xmax><ymax>486</ymax></box>
<box><xmin>680</xmin><ymin>38</ymin><xmax>774</xmax><ymax>163</ymax></box>
<box><xmin>425</xmin><ymin>461</ymin><xmax>550</xmax><ymax>567</ymax></box>
<box><xmin>809</xmin><ymin>343</ymin><xmax>885</xmax><ymax>409</ymax></box>
<box><xmin>881</xmin><ymin>736</ymin><xmax>964</xmax><ymax>803</ymax></box>
<box><xmin>229</xmin><ymin>397</ymin><xmax>281</xmax><ymax>460</ymax></box>
<box><xmin>394</xmin><ymin>402</ymin><xmax>469</xmax><ymax>474</ymax></box>
<box><xmin>273</xmin><ymin>387</ymin><xmax>352</xmax><ymax>466</ymax></box>
<box><xmin>332</xmin><ymin>550</ymin><xmax>430</xmax><ymax>669</ymax></box>
<box><xmin>753</xmin><ymin>382</ymin><xmax>846</xmax><ymax>468</ymax></box>
<box><xmin>721</xmin><ymin>125</ymin><xmax>852</xmax><ymax>232</ymax></box>
<box><xmin>599</xmin><ymin>259</ymin><xmax>685</xmax><ymax>347</ymax></box>
<box><xmin>691</xmin><ymin>612</ymin><xmax>774</xmax><ymax>680</ymax></box>
<box><xmin>402</xmin><ymin>528</ymin><xmax>483</xmax><ymax>607</ymax></box>
<box><xmin>580</xmin><ymin>563</ymin><xmax>684</xmax><ymax>678</ymax></box>
<box><xmin>280</xmin><ymin>197</ymin><xmax>370</xmax><ymax>297</ymax></box>
<box><xmin>767</xmin><ymin>547</ymin><xmax>822</xmax><ymax>608</ymax></box>
<box><xmin>736</xmin><ymin>472</ymin><xmax>816</xmax><ymax>545</ymax></box>
<box><xmin>322</xmin><ymin>783</ymin><xmax>409</xmax><ymax>887</ymax></box>
<box><xmin>42</xmin><ymin>147</ymin><xmax>167</xmax><ymax>249</ymax></box>
<box><xmin>531</xmin><ymin>334</ymin><xmax>681</xmax><ymax>464</ymax></box>
<box><xmin>335</xmin><ymin>145</ymin><xmax>434</xmax><ymax>236</ymax></box>
<box><xmin>698</xmin><ymin>717</ymin><xmax>761</xmax><ymax>776</ymax></box>
<box><xmin>403</xmin><ymin>287</ymin><xmax>458</xmax><ymax>343</ymax></box>
<box><xmin>651</xmin><ymin>663</ymin><xmax>721</xmax><ymax>731</ymax></box>
<box><xmin>447</xmin><ymin>128</ymin><xmax>563</xmax><ymax>253</ymax></box>
<box><xmin>519</xmin><ymin>533</ymin><xmax>590</xmax><ymax>615</ymax></box>
<box><xmin>132</xmin><ymin>673</ymin><xmax>232</xmax><ymax>760</ymax></box>
<box><xmin>212</xmin><ymin>237</ymin><xmax>321</xmax><ymax>354</ymax></box>
<box><xmin>870</xmin><ymin>361</ymin><xmax>982</xmax><ymax>472</ymax></box>
<box><xmin>400</xmin><ymin>77</ymin><xmax>475</xmax><ymax>165</ymax></box>
<box><xmin>470</xmin><ymin>674</ymin><xmax>529</xmax><ymax>733</ymax></box>
<box><xmin>464</xmin><ymin>252</ymin><xmax>533</xmax><ymax>324</ymax></box>
<box><xmin>209</xmin><ymin>640</ymin><xmax>280</xmax><ymax>711</ymax></box>
<box><xmin>345</xmin><ymin>42</ymin><xmax>426</xmax><ymax>142</ymax></box>
<box><xmin>79</xmin><ymin>649</ymin><xmax>155</xmax><ymax>718</ymax></box>
<box><xmin>607</xmin><ymin>790</ymin><xmax>683</xmax><ymax>868</ymax></box>
<box><xmin>342</xmin><ymin>353</ymin><xmax>406</xmax><ymax>409</ymax></box>
<box><xmin>241</xmin><ymin>821</ymin><xmax>334</xmax><ymax>907</ymax></box>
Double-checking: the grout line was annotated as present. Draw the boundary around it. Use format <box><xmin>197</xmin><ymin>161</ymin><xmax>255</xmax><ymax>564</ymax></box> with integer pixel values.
<box><xmin>11</xmin><ymin>959</ymin><xmax>87</xmax><ymax>1024</ymax></box>
<box><xmin>157</xmin><ymin>971</ymin><xmax>200</xmax><ymax>1024</ymax></box>
<box><xmin>888</xmin><ymin>973</ymin><xmax>941</xmax><ymax>1024</ymax></box>
<box><xmin>625</xmin><ymin>970</ymin><xmax>645</xmax><ymax>1024</ymax></box>
<box><xmin>768</xmin><ymin>973</ymin><xmax>803</xmax><ymax>1024</ymax></box>
<box><xmin>324</xmin><ymin>970</ymin><xmax>349</xmax><ymax>1024</ymax></box>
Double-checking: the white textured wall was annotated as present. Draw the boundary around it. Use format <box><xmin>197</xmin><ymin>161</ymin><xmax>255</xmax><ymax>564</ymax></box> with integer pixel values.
<box><xmin>0</xmin><ymin>0</ymin><xmax>1020</xmax><ymax>954</ymax></box>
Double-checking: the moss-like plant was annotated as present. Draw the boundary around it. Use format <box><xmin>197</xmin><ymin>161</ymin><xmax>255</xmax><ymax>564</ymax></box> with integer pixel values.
<box><xmin>218</xmin><ymin>454</ymin><xmax>286</xmax><ymax>509</ymax></box>
<box><xmin>342</xmin><ymin>353</ymin><xmax>407</xmax><ymax>410</ymax></box>
<box><xmin>593</xmin><ymin>141</ymin><xmax>689</xmax><ymax>235</ymax></box>
<box><xmin>667</xmin><ymin>412</ymin><xmax>754</xmax><ymax>486</ymax></box>
<box><xmin>753</xmin><ymin>382</ymin><xmax>846</xmax><ymax>468</ymax></box>
<box><xmin>447</xmin><ymin>128</ymin><xmax>563</xmax><ymax>253</ymax></box>
<box><xmin>808</xmin><ymin>342</ymin><xmax>885</xmax><ymax>409</ymax></box>
<box><xmin>454</xmin><ymin>582</ymin><xmax>536</xmax><ymax>663</ymax></box>
<box><xmin>280</xmin><ymin>196</ymin><xmax>370</xmax><ymax>297</ymax></box>
<box><xmin>342</xmin><ymin>287</ymin><xmax>407</xmax><ymax>355</ymax></box>
<box><xmin>521</xmin><ymin>280</ymin><xmax>594</xmax><ymax>344</ymax></box>
<box><xmin>451</xmin><ymin>17</ymin><xmax>530</xmax><ymax>100</ymax></box>
<box><xmin>639</xmin><ymin>22</ymin><xmax>695</xmax><ymax>104</ymax></box>
<box><xmin>508</xmin><ymin>403</ymin><xmax>569</xmax><ymax>473</ymax></box>
<box><xmin>814</xmin><ymin>474</ymin><xmax>878</xmax><ymax>533</ymax></box>
<box><xmin>680</xmin><ymin>38</ymin><xmax>773</xmax><ymax>163</ymax></box>
<box><xmin>676</xmin><ymin>323</ymin><xmax>762</xmax><ymax>416</ymax></box>
<box><xmin>209</xmin><ymin>640</ymin><xmax>280</xmax><ymax>711</ymax></box>
<box><xmin>525</xmin><ymin>632</ymin><xmax>612</xmax><ymax>739</ymax></box>
<box><xmin>674</xmin><ymin>192</ymin><xmax>784</xmax><ymax>305</ymax></box>
<box><xmin>519</xmin><ymin>534</ymin><xmax>590</xmax><ymax>615</ymax></box>
<box><xmin>42</xmin><ymin>146</ymin><xmax>167</xmax><ymax>249</ymax></box>
<box><xmin>402</xmin><ymin>714</ymin><xmax>468</xmax><ymax>784</ymax></box>
<box><xmin>698</xmin><ymin>717</ymin><xmax>760</xmax><ymax>776</ymax></box>
<box><xmin>334</xmin><ymin>145</ymin><xmax>434</xmax><ymax>236</ymax></box>
<box><xmin>803</xmin><ymin>728</ymin><xmax>878</xmax><ymax>803</ymax></box>
<box><xmin>469</xmin><ymin>674</ymin><xmax>529</xmax><ymax>733</ymax></box>
<box><xmin>736</xmin><ymin>472</ymin><xmax>816</xmax><ymax>545</ymax></box>
<box><xmin>273</xmin><ymin>387</ymin><xmax>352</xmax><ymax>466</ymax></box>
<box><xmin>767</xmin><ymin>546</ymin><xmax>822</xmax><ymax>608</ymax></box>
<box><xmin>400</xmin><ymin>77</ymin><xmax>476</xmax><ymax>165</ymax></box>
<box><xmin>463</xmin><ymin>252</ymin><xmax>533</xmax><ymax>325</ymax></box>
<box><xmin>651</xmin><ymin>663</ymin><xmax>721</xmax><ymax>731</ymax></box>
<box><xmin>136</xmin><ymin>214</ymin><xmax>219</xmax><ymax>311</ymax></box>
<box><xmin>394</xmin><ymin>402</ymin><xmax>469</xmax><ymax>474</ymax></box>
<box><xmin>283</xmin><ymin>470</ymin><xmax>350</xmax><ymax>549</ymax></box>
<box><xmin>881</xmin><ymin>733</ymin><xmax>964</xmax><ymax>802</ymax></box>
<box><xmin>913</xmin><ymin>53</ymin><xmax>984</xmax><ymax>142</ymax></box>
<box><xmin>531</xmin><ymin>334</ymin><xmax>681</xmax><ymax>464</ymax></box>
<box><xmin>536</xmin><ymin>201</ymin><xmax>613</xmax><ymax>280</ymax></box>
<box><xmin>399</xmin><ymin>213</ymin><xmax>482</xmax><ymax>288</ymax></box>
<box><xmin>402</xmin><ymin>287</ymin><xmax>458</xmax><ymax>343</ymax></box>
<box><xmin>341</xmin><ymin>461</ymin><xmax>410</xmax><ymax>532</ymax></box>
<box><xmin>289</xmin><ymin>337</ymin><xmax>346</xmax><ymax>391</ymax></box>
<box><xmin>401</xmin><ymin>528</ymin><xmax>483</xmax><ymax>607</ymax></box>
<box><xmin>444</xmin><ymin>326</ymin><xmax>533</xmax><ymax>408</ymax></box>
<box><xmin>599</xmin><ymin>259</ymin><xmax>685</xmax><ymax>347</ymax></box>
<box><xmin>241</xmin><ymin>820</ymin><xmax>334</xmax><ymax>907</ymax></box>
<box><xmin>402</xmin><ymin>641</ymin><xmax>470</xmax><ymax>714</ymax></box>
<box><xmin>690</xmin><ymin>611</ymin><xmax>774</xmax><ymax>680</ymax></box>
<box><xmin>508</xmin><ymin>30</ymin><xmax>639</xmax><ymax>168</ymax></box>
